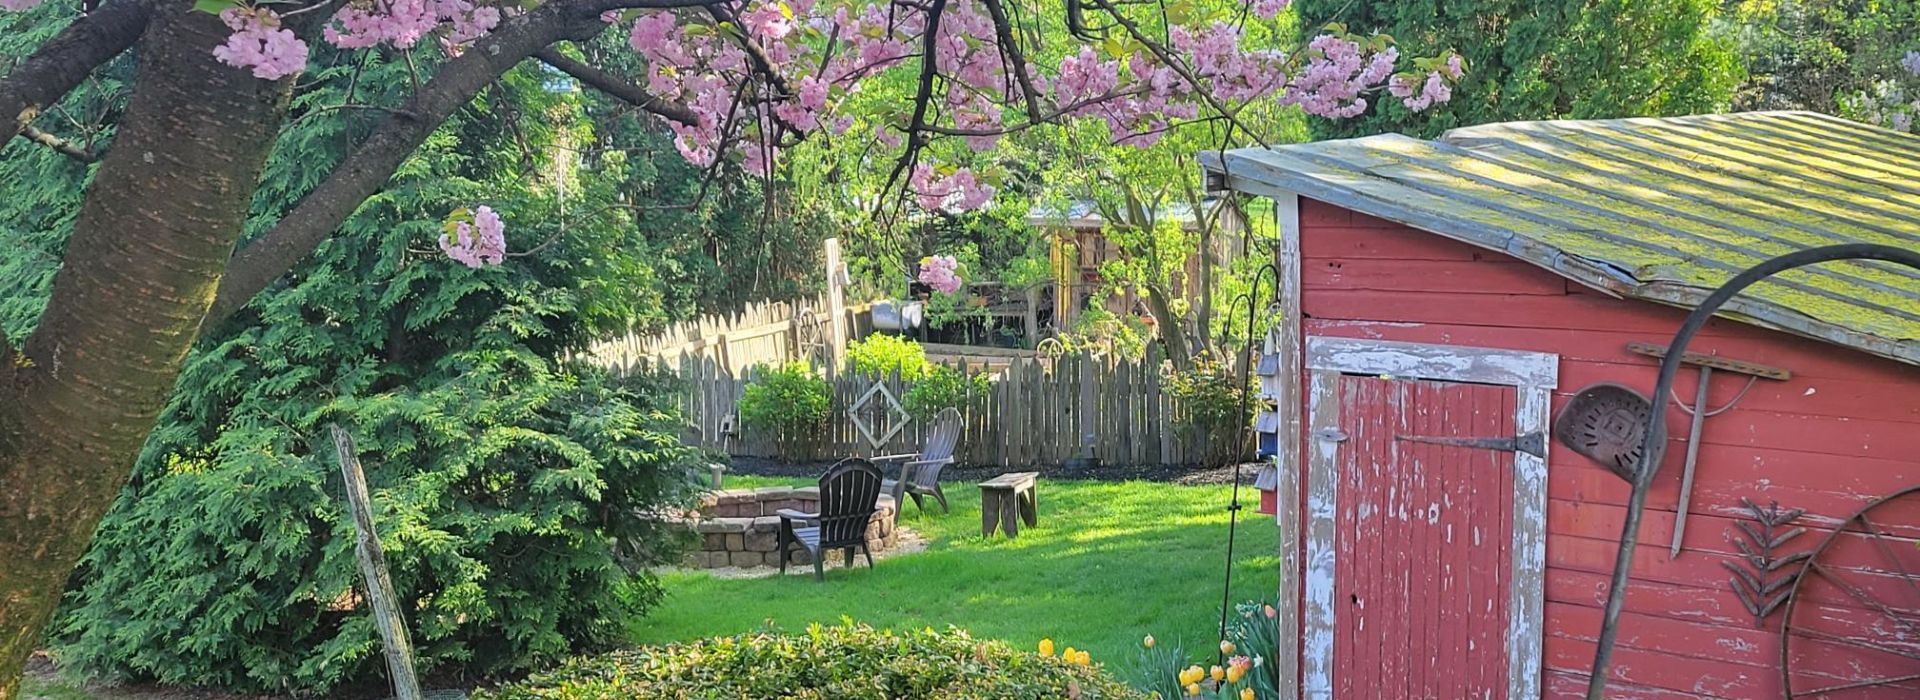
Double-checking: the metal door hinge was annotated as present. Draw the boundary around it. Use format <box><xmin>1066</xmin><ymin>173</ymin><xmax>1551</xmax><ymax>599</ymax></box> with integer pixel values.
<box><xmin>1396</xmin><ymin>430</ymin><xmax>1546</xmax><ymax>459</ymax></box>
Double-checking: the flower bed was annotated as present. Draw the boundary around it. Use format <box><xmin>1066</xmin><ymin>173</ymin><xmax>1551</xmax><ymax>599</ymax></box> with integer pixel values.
<box><xmin>687</xmin><ymin>487</ymin><xmax>900</xmax><ymax>568</ymax></box>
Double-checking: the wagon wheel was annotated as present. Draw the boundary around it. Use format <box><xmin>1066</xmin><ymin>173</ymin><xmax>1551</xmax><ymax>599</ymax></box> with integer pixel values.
<box><xmin>793</xmin><ymin>308</ymin><xmax>830</xmax><ymax>370</ymax></box>
<box><xmin>1780</xmin><ymin>484</ymin><xmax>1920</xmax><ymax>698</ymax></box>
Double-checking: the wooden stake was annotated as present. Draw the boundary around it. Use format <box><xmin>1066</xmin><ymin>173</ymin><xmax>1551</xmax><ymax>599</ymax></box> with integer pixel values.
<box><xmin>823</xmin><ymin>238</ymin><xmax>849</xmax><ymax>375</ymax></box>
<box><xmin>330</xmin><ymin>425</ymin><xmax>425</xmax><ymax>700</ymax></box>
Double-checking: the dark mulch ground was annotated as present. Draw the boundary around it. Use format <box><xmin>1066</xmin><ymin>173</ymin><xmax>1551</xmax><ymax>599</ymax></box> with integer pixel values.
<box><xmin>724</xmin><ymin>456</ymin><xmax>1269</xmax><ymax>486</ymax></box>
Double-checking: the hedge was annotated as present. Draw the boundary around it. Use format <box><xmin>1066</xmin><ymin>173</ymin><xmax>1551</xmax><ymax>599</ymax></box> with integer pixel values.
<box><xmin>477</xmin><ymin>623</ymin><xmax>1151</xmax><ymax>700</ymax></box>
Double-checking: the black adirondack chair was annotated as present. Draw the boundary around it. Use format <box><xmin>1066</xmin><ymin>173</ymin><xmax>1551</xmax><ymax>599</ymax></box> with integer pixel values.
<box><xmin>876</xmin><ymin>407</ymin><xmax>962</xmax><ymax>518</ymax></box>
<box><xmin>776</xmin><ymin>458</ymin><xmax>884</xmax><ymax>581</ymax></box>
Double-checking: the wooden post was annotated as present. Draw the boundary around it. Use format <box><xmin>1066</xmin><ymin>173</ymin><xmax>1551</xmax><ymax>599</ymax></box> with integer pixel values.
<box><xmin>1273</xmin><ymin>193</ymin><xmax>1304</xmax><ymax>697</ymax></box>
<box><xmin>1078</xmin><ymin>354</ymin><xmax>1097</xmax><ymax>464</ymax></box>
<box><xmin>823</xmin><ymin>238</ymin><xmax>849</xmax><ymax>374</ymax></box>
<box><xmin>330</xmin><ymin>425</ymin><xmax>425</xmax><ymax>700</ymax></box>
<box><xmin>1024</xmin><ymin>286</ymin><xmax>1039</xmax><ymax>346</ymax></box>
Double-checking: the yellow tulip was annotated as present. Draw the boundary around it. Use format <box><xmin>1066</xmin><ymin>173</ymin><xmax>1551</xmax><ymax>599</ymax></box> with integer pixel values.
<box><xmin>1038</xmin><ymin>639</ymin><xmax>1054</xmax><ymax>657</ymax></box>
<box><xmin>1210</xmin><ymin>665</ymin><xmax>1225</xmax><ymax>682</ymax></box>
<box><xmin>1178</xmin><ymin>665</ymin><xmax>1205</xmax><ymax>686</ymax></box>
<box><xmin>1143</xmin><ymin>634</ymin><xmax>1155</xmax><ymax>649</ymax></box>
<box><xmin>1185</xmin><ymin>683</ymin><xmax>1202</xmax><ymax>697</ymax></box>
<box><xmin>1073</xmin><ymin>650</ymin><xmax>1091</xmax><ymax>666</ymax></box>
<box><xmin>1220</xmin><ymin>640</ymin><xmax>1236</xmax><ymax>655</ymax></box>
<box><xmin>1241</xmin><ymin>689</ymin><xmax>1256</xmax><ymax>700</ymax></box>
<box><xmin>1062</xmin><ymin>646</ymin><xmax>1077</xmax><ymax>662</ymax></box>
<box><xmin>1226</xmin><ymin>665</ymin><xmax>1246</xmax><ymax>684</ymax></box>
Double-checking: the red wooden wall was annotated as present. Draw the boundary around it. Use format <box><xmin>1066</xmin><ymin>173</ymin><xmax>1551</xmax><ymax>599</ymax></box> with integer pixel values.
<box><xmin>1289</xmin><ymin>197</ymin><xmax>1920</xmax><ymax>699</ymax></box>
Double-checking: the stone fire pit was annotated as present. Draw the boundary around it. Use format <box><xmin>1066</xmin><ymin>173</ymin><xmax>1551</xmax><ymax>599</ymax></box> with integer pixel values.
<box><xmin>687</xmin><ymin>487</ymin><xmax>900</xmax><ymax>568</ymax></box>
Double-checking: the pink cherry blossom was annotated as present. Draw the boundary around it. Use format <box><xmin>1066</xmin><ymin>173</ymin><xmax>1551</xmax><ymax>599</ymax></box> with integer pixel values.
<box><xmin>322</xmin><ymin>0</ymin><xmax>499</xmax><ymax>51</ymax></box>
<box><xmin>1390</xmin><ymin>71</ymin><xmax>1453</xmax><ymax>112</ymax></box>
<box><xmin>917</xmin><ymin>255</ymin><xmax>962</xmax><ymax>294</ymax></box>
<box><xmin>1251</xmin><ymin>0</ymin><xmax>1290</xmax><ymax>19</ymax></box>
<box><xmin>212</xmin><ymin>8</ymin><xmax>308</xmax><ymax>80</ymax></box>
<box><xmin>1903</xmin><ymin>51</ymin><xmax>1920</xmax><ymax>77</ymax></box>
<box><xmin>440</xmin><ymin>206</ymin><xmax>507</xmax><ymax>268</ymax></box>
<box><xmin>0</xmin><ymin>0</ymin><xmax>42</xmax><ymax>11</ymax></box>
<box><xmin>909</xmin><ymin>164</ymin><xmax>995</xmax><ymax>212</ymax></box>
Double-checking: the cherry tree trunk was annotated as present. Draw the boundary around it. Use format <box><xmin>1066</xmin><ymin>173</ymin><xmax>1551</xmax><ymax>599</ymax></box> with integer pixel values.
<box><xmin>0</xmin><ymin>11</ymin><xmax>287</xmax><ymax>698</ymax></box>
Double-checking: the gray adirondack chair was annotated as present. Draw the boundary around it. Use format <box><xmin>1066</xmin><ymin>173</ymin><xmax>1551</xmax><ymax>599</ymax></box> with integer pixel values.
<box><xmin>776</xmin><ymin>458</ymin><xmax>884</xmax><ymax>581</ymax></box>
<box><xmin>876</xmin><ymin>407</ymin><xmax>962</xmax><ymax>517</ymax></box>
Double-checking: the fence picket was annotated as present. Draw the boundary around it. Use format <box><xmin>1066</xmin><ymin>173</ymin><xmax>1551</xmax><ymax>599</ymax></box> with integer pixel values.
<box><xmin>660</xmin><ymin>349</ymin><xmax>1249</xmax><ymax>468</ymax></box>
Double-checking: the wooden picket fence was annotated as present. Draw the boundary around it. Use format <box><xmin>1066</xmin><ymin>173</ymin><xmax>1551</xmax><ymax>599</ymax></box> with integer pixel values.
<box><xmin>664</xmin><ymin>351</ymin><xmax>1247</xmax><ymax>467</ymax></box>
<box><xmin>576</xmin><ymin>294</ymin><xmax>871</xmax><ymax>377</ymax></box>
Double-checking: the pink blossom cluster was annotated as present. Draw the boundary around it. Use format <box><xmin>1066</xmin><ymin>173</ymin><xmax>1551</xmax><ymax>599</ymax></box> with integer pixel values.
<box><xmin>0</xmin><ymin>0</ymin><xmax>42</xmax><ymax>11</ymax></box>
<box><xmin>1279</xmin><ymin>34</ymin><xmax>1395</xmax><ymax>118</ymax></box>
<box><xmin>1046</xmin><ymin>20</ymin><xmax>1430</xmax><ymax>144</ymax></box>
<box><xmin>211</xmin><ymin>8</ymin><xmax>309</xmax><ymax>80</ymax></box>
<box><xmin>1903</xmin><ymin>51</ymin><xmax>1920</xmax><ymax>77</ymax></box>
<box><xmin>1251</xmin><ymin>0</ymin><xmax>1291</xmax><ymax>20</ymax></box>
<box><xmin>203</xmin><ymin>0</ymin><xmax>503</xmax><ymax>81</ymax></box>
<box><xmin>440</xmin><ymin>206</ymin><xmax>507</xmax><ymax>268</ymax></box>
<box><xmin>909</xmin><ymin>164</ymin><xmax>995</xmax><ymax>212</ymax></box>
<box><xmin>917</xmin><ymin>255</ymin><xmax>962</xmax><ymax>294</ymax></box>
<box><xmin>1389</xmin><ymin>54</ymin><xmax>1466</xmax><ymax>112</ymax></box>
<box><xmin>325</xmin><ymin>0</ymin><xmax>501</xmax><ymax>50</ymax></box>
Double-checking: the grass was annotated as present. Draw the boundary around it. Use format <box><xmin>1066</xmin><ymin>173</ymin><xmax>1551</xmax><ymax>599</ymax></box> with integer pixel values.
<box><xmin>628</xmin><ymin>475</ymin><xmax>1279</xmax><ymax>677</ymax></box>
<box><xmin>19</xmin><ymin>676</ymin><xmax>92</xmax><ymax>700</ymax></box>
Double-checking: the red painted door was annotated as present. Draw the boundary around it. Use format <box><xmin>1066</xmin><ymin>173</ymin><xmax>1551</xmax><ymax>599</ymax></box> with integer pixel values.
<box><xmin>1333</xmin><ymin>375</ymin><xmax>1517</xmax><ymax>700</ymax></box>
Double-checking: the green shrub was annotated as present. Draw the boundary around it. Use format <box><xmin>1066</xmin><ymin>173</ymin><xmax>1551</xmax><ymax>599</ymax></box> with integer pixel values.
<box><xmin>53</xmin><ymin>356</ymin><xmax>703</xmax><ymax>693</ymax></box>
<box><xmin>1165</xmin><ymin>351</ymin><xmax>1251</xmax><ymax>467</ymax></box>
<box><xmin>476</xmin><ymin>623</ymin><xmax>1151</xmax><ymax>700</ymax></box>
<box><xmin>737</xmin><ymin>361</ymin><xmax>831</xmax><ymax>459</ymax></box>
<box><xmin>40</xmin><ymin>45</ymin><xmax>716</xmax><ymax>693</ymax></box>
<box><xmin>903</xmin><ymin>365</ymin><xmax>988</xmax><ymax>421</ymax></box>
<box><xmin>847</xmin><ymin>334</ymin><xmax>933</xmax><ymax>378</ymax></box>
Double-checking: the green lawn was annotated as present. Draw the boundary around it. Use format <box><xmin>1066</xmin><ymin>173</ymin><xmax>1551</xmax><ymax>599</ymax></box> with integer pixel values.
<box><xmin>628</xmin><ymin>475</ymin><xmax>1280</xmax><ymax>674</ymax></box>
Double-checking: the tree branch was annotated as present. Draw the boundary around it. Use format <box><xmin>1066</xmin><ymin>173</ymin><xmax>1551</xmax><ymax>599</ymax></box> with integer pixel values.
<box><xmin>979</xmin><ymin>0</ymin><xmax>1045</xmax><ymax>122</ymax></box>
<box><xmin>878</xmin><ymin>0</ymin><xmax>947</xmax><ymax>212</ymax></box>
<box><xmin>21</xmin><ymin>124</ymin><xmax>99</xmax><ymax>163</ymax></box>
<box><xmin>0</xmin><ymin>0</ymin><xmax>160</xmax><ymax>143</ymax></box>
<box><xmin>534</xmin><ymin>48</ymin><xmax>698</xmax><ymax>126</ymax></box>
<box><xmin>207</xmin><ymin>0</ymin><xmax>720</xmax><ymax>326</ymax></box>
<box><xmin>916</xmin><ymin>87</ymin><xmax>1147</xmax><ymax>136</ymax></box>
<box><xmin>1088</xmin><ymin>0</ymin><xmax>1267</xmax><ymax>147</ymax></box>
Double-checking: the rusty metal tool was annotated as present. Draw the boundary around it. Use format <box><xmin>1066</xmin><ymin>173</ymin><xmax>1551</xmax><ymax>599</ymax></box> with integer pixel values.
<box><xmin>1626</xmin><ymin>342</ymin><xmax>1790</xmax><ymax>559</ymax></box>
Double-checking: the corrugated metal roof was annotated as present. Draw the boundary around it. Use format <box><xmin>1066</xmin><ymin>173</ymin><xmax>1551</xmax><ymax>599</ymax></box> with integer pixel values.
<box><xmin>1200</xmin><ymin>111</ymin><xmax>1920</xmax><ymax>366</ymax></box>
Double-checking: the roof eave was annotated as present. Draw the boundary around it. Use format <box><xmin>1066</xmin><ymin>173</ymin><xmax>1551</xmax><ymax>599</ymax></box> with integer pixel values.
<box><xmin>1202</xmin><ymin>149</ymin><xmax>1920</xmax><ymax>368</ymax></box>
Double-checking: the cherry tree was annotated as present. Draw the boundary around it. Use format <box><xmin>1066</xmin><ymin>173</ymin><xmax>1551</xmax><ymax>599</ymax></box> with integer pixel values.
<box><xmin>0</xmin><ymin>0</ymin><xmax>1457</xmax><ymax>694</ymax></box>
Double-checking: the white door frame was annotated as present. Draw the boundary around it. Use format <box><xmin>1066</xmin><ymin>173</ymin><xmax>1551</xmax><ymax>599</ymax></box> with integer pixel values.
<box><xmin>1300</xmin><ymin>336</ymin><xmax>1556</xmax><ymax>700</ymax></box>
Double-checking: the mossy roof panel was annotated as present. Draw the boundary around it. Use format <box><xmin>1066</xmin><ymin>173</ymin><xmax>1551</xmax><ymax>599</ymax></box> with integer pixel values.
<box><xmin>1201</xmin><ymin>111</ymin><xmax>1920</xmax><ymax>366</ymax></box>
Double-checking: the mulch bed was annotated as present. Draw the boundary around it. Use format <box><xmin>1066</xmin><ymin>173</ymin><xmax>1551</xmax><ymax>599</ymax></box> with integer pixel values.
<box><xmin>724</xmin><ymin>456</ymin><xmax>1269</xmax><ymax>486</ymax></box>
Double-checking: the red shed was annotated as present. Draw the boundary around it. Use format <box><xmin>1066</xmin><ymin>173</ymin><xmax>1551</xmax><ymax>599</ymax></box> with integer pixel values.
<box><xmin>1204</xmin><ymin>112</ymin><xmax>1920</xmax><ymax>699</ymax></box>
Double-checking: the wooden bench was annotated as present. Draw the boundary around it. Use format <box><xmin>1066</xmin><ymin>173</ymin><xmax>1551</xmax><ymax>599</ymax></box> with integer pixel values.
<box><xmin>979</xmin><ymin>472</ymin><xmax>1039</xmax><ymax>538</ymax></box>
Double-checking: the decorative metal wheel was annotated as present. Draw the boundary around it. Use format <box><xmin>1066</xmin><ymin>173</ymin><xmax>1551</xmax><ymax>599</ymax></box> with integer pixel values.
<box><xmin>793</xmin><ymin>308</ymin><xmax>830</xmax><ymax>370</ymax></box>
<box><xmin>1780</xmin><ymin>484</ymin><xmax>1920</xmax><ymax>698</ymax></box>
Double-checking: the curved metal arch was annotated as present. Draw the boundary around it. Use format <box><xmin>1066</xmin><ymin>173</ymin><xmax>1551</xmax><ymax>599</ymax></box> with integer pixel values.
<box><xmin>1587</xmin><ymin>244</ymin><xmax>1920</xmax><ymax>699</ymax></box>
